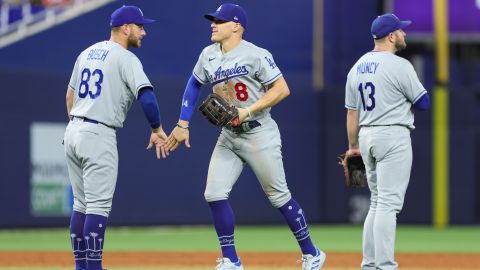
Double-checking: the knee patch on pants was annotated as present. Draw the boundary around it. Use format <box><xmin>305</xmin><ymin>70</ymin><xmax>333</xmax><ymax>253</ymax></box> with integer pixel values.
<box><xmin>85</xmin><ymin>199</ymin><xmax>112</xmax><ymax>218</ymax></box>
<box><xmin>204</xmin><ymin>190</ymin><xmax>230</xmax><ymax>202</ymax></box>
<box><xmin>267</xmin><ymin>190</ymin><xmax>292</xmax><ymax>208</ymax></box>
<box><xmin>73</xmin><ymin>197</ymin><xmax>87</xmax><ymax>214</ymax></box>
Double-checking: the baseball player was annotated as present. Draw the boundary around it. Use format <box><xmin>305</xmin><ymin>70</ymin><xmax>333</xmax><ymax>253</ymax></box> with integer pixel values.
<box><xmin>165</xmin><ymin>3</ymin><xmax>326</xmax><ymax>270</ymax></box>
<box><xmin>344</xmin><ymin>13</ymin><xmax>430</xmax><ymax>270</ymax></box>
<box><xmin>63</xmin><ymin>6</ymin><xmax>168</xmax><ymax>270</ymax></box>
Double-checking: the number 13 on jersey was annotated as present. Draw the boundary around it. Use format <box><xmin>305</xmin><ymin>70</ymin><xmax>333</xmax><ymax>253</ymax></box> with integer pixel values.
<box><xmin>358</xmin><ymin>82</ymin><xmax>375</xmax><ymax>111</ymax></box>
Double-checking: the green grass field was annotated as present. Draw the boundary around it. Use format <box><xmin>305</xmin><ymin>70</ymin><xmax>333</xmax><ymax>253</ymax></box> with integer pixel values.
<box><xmin>1</xmin><ymin>225</ymin><xmax>479</xmax><ymax>252</ymax></box>
<box><xmin>0</xmin><ymin>225</ymin><xmax>479</xmax><ymax>270</ymax></box>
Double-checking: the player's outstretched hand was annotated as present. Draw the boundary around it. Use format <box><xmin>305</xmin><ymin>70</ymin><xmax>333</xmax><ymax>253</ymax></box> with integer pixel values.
<box><xmin>147</xmin><ymin>127</ymin><xmax>169</xmax><ymax>159</ymax></box>
<box><xmin>165</xmin><ymin>123</ymin><xmax>190</xmax><ymax>151</ymax></box>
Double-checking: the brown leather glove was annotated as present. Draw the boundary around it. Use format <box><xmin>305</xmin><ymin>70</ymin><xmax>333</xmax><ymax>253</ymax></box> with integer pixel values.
<box><xmin>338</xmin><ymin>153</ymin><xmax>367</xmax><ymax>188</ymax></box>
<box><xmin>198</xmin><ymin>93</ymin><xmax>239</xmax><ymax>127</ymax></box>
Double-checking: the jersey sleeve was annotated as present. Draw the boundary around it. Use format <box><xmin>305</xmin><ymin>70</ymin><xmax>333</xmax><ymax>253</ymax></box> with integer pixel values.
<box><xmin>399</xmin><ymin>61</ymin><xmax>427</xmax><ymax>103</ymax></box>
<box><xmin>255</xmin><ymin>49</ymin><xmax>283</xmax><ymax>86</ymax></box>
<box><xmin>68</xmin><ymin>56</ymin><xmax>80</xmax><ymax>91</ymax></box>
<box><xmin>122</xmin><ymin>55</ymin><xmax>153</xmax><ymax>99</ymax></box>
<box><xmin>344</xmin><ymin>69</ymin><xmax>357</xmax><ymax>110</ymax></box>
<box><xmin>192</xmin><ymin>49</ymin><xmax>209</xmax><ymax>84</ymax></box>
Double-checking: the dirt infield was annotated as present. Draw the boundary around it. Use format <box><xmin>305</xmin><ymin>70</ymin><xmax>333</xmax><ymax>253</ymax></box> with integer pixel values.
<box><xmin>1</xmin><ymin>251</ymin><xmax>479</xmax><ymax>268</ymax></box>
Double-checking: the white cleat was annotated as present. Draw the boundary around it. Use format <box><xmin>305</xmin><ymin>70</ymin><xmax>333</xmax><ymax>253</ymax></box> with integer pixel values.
<box><xmin>301</xmin><ymin>248</ymin><xmax>326</xmax><ymax>270</ymax></box>
<box><xmin>215</xmin><ymin>257</ymin><xmax>244</xmax><ymax>270</ymax></box>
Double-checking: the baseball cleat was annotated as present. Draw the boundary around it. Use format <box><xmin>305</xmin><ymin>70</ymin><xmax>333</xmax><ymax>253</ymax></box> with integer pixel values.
<box><xmin>215</xmin><ymin>257</ymin><xmax>243</xmax><ymax>270</ymax></box>
<box><xmin>301</xmin><ymin>247</ymin><xmax>326</xmax><ymax>270</ymax></box>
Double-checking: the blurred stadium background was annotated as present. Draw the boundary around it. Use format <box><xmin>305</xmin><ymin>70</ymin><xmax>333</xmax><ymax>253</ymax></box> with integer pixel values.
<box><xmin>0</xmin><ymin>0</ymin><xmax>479</xmax><ymax>269</ymax></box>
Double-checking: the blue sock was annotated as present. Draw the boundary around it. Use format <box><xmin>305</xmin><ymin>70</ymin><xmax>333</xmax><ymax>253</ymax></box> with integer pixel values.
<box><xmin>70</xmin><ymin>211</ymin><xmax>86</xmax><ymax>270</ymax></box>
<box><xmin>278</xmin><ymin>198</ymin><xmax>317</xmax><ymax>255</ymax></box>
<box><xmin>208</xmin><ymin>200</ymin><xmax>239</xmax><ymax>263</ymax></box>
<box><xmin>84</xmin><ymin>214</ymin><xmax>107</xmax><ymax>270</ymax></box>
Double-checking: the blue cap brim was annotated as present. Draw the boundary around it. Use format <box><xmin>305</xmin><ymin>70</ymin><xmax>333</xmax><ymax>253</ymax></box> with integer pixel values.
<box><xmin>141</xmin><ymin>18</ymin><xmax>155</xmax><ymax>24</ymax></box>
<box><xmin>399</xmin><ymin>20</ymin><xmax>412</xmax><ymax>29</ymax></box>
<box><xmin>204</xmin><ymin>13</ymin><xmax>230</xmax><ymax>22</ymax></box>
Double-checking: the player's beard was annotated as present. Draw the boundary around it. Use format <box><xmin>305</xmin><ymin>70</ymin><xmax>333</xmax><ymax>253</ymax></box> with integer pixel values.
<box><xmin>394</xmin><ymin>39</ymin><xmax>406</xmax><ymax>52</ymax></box>
<box><xmin>127</xmin><ymin>35</ymin><xmax>141</xmax><ymax>48</ymax></box>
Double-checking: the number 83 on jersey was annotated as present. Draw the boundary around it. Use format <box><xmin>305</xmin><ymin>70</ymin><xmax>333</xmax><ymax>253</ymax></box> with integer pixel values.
<box><xmin>78</xmin><ymin>68</ymin><xmax>104</xmax><ymax>99</ymax></box>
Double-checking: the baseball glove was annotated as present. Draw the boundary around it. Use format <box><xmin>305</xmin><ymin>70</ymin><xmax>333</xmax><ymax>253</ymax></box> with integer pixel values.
<box><xmin>338</xmin><ymin>153</ymin><xmax>367</xmax><ymax>188</ymax></box>
<box><xmin>198</xmin><ymin>93</ymin><xmax>240</xmax><ymax>127</ymax></box>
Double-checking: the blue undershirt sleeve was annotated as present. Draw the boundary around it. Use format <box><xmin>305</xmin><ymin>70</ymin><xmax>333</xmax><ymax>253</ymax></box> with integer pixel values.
<box><xmin>413</xmin><ymin>92</ymin><xmax>430</xmax><ymax>111</ymax></box>
<box><xmin>179</xmin><ymin>75</ymin><xmax>203</xmax><ymax>121</ymax></box>
<box><xmin>138</xmin><ymin>87</ymin><xmax>161</xmax><ymax>129</ymax></box>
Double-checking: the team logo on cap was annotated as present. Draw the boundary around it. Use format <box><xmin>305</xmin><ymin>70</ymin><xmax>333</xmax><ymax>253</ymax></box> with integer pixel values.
<box><xmin>234</xmin><ymin>16</ymin><xmax>238</xmax><ymax>21</ymax></box>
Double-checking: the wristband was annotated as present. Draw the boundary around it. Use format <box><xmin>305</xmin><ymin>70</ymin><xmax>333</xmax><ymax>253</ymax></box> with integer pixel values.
<box><xmin>176</xmin><ymin>123</ymin><xmax>189</xmax><ymax>129</ymax></box>
<box><xmin>246</xmin><ymin>106</ymin><xmax>252</xmax><ymax>119</ymax></box>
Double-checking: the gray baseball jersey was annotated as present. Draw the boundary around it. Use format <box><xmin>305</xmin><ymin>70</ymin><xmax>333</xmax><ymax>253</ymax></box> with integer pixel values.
<box><xmin>196</xmin><ymin>40</ymin><xmax>291</xmax><ymax>209</ymax></box>
<box><xmin>64</xmin><ymin>40</ymin><xmax>152</xmax><ymax>217</ymax></box>
<box><xmin>345</xmin><ymin>51</ymin><xmax>426</xmax><ymax>129</ymax></box>
<box><xmin>345</xmin><ymin>51</ymin><xmax>426</xmax><ymax>269</ymax></box>
<box><xmin>68</xmin><ymin>40</ymin><xmax>152</xmax><ymax>128</ymax></box>
<box><xmin>192</xmin><ymin>40</ymin><xmax>282</xmax><ymax>121</ymax></box>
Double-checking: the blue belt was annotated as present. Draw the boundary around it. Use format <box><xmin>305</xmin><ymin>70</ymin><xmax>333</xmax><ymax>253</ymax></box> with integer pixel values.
<box><xmin>70</xmin><ymin>115</ymin><xmax>115</xmax><ymax>129</ymax></box>
<box><xmin>226</xmin><ymin>120</ymin><xmax>261</xmax><ymax>133</ymax></box>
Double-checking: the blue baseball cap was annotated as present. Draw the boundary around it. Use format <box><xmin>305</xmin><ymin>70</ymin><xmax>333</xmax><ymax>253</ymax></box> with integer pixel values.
<box><xmin>204</xmin><ymin>3</ymin><xmax>247</xmax><ymax>28</ymax></box>
<box><xmin>110</xmin><ymin>5</ymin><xmax>155</xmax><ymax>27</ymax></box>
<box><xmin>371</xmin><ymin>13</ymin><xmax>411</xmax><ymax>39</ymax></box>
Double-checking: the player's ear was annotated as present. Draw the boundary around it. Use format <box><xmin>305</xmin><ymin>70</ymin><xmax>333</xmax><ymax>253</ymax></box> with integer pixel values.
<box><xmin>121</xmin><ymin>24</ymin><xmax>130</xmax><ymax>35</ymax></box>
<box><xmin>387</xmin><ymin>32</ymin><xmax>395</xmax><ymax>43</ymax></box>
<box><xmin>232</xmin><ymin>23</ymin><xmax>242</xmax><ymax>33</ymax></box>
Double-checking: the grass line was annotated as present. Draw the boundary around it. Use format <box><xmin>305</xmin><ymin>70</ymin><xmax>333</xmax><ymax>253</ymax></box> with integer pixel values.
<box><xmin>0</xmin><ymin>225</ymin><xmax>479</xmax><ymax>252</ymax></box>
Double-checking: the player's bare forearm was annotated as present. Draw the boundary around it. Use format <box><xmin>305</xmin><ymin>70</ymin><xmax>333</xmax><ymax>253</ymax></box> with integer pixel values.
<box><xmin>151</xmin><ymin>125</ymin><xmax>164</xmax><ymax>134</ymax></box>
<box><xmin>249</xmin><ymin>76</ymin><xmax>290</xmax><ymax>114</ymax></box>
<box><xmin>177</xmin><ymin>120</ymin><xmax>189</xmax><ymax>128</ymax></box>
<box><xmin>347</xmin><ymin>109</ymin><xmax>360</xmax><ymax>149</ymax></box>
<box><xmin>66</xmin><ymin>88</ymin><xmax>74</xmax><ymax>117</ymax></box>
